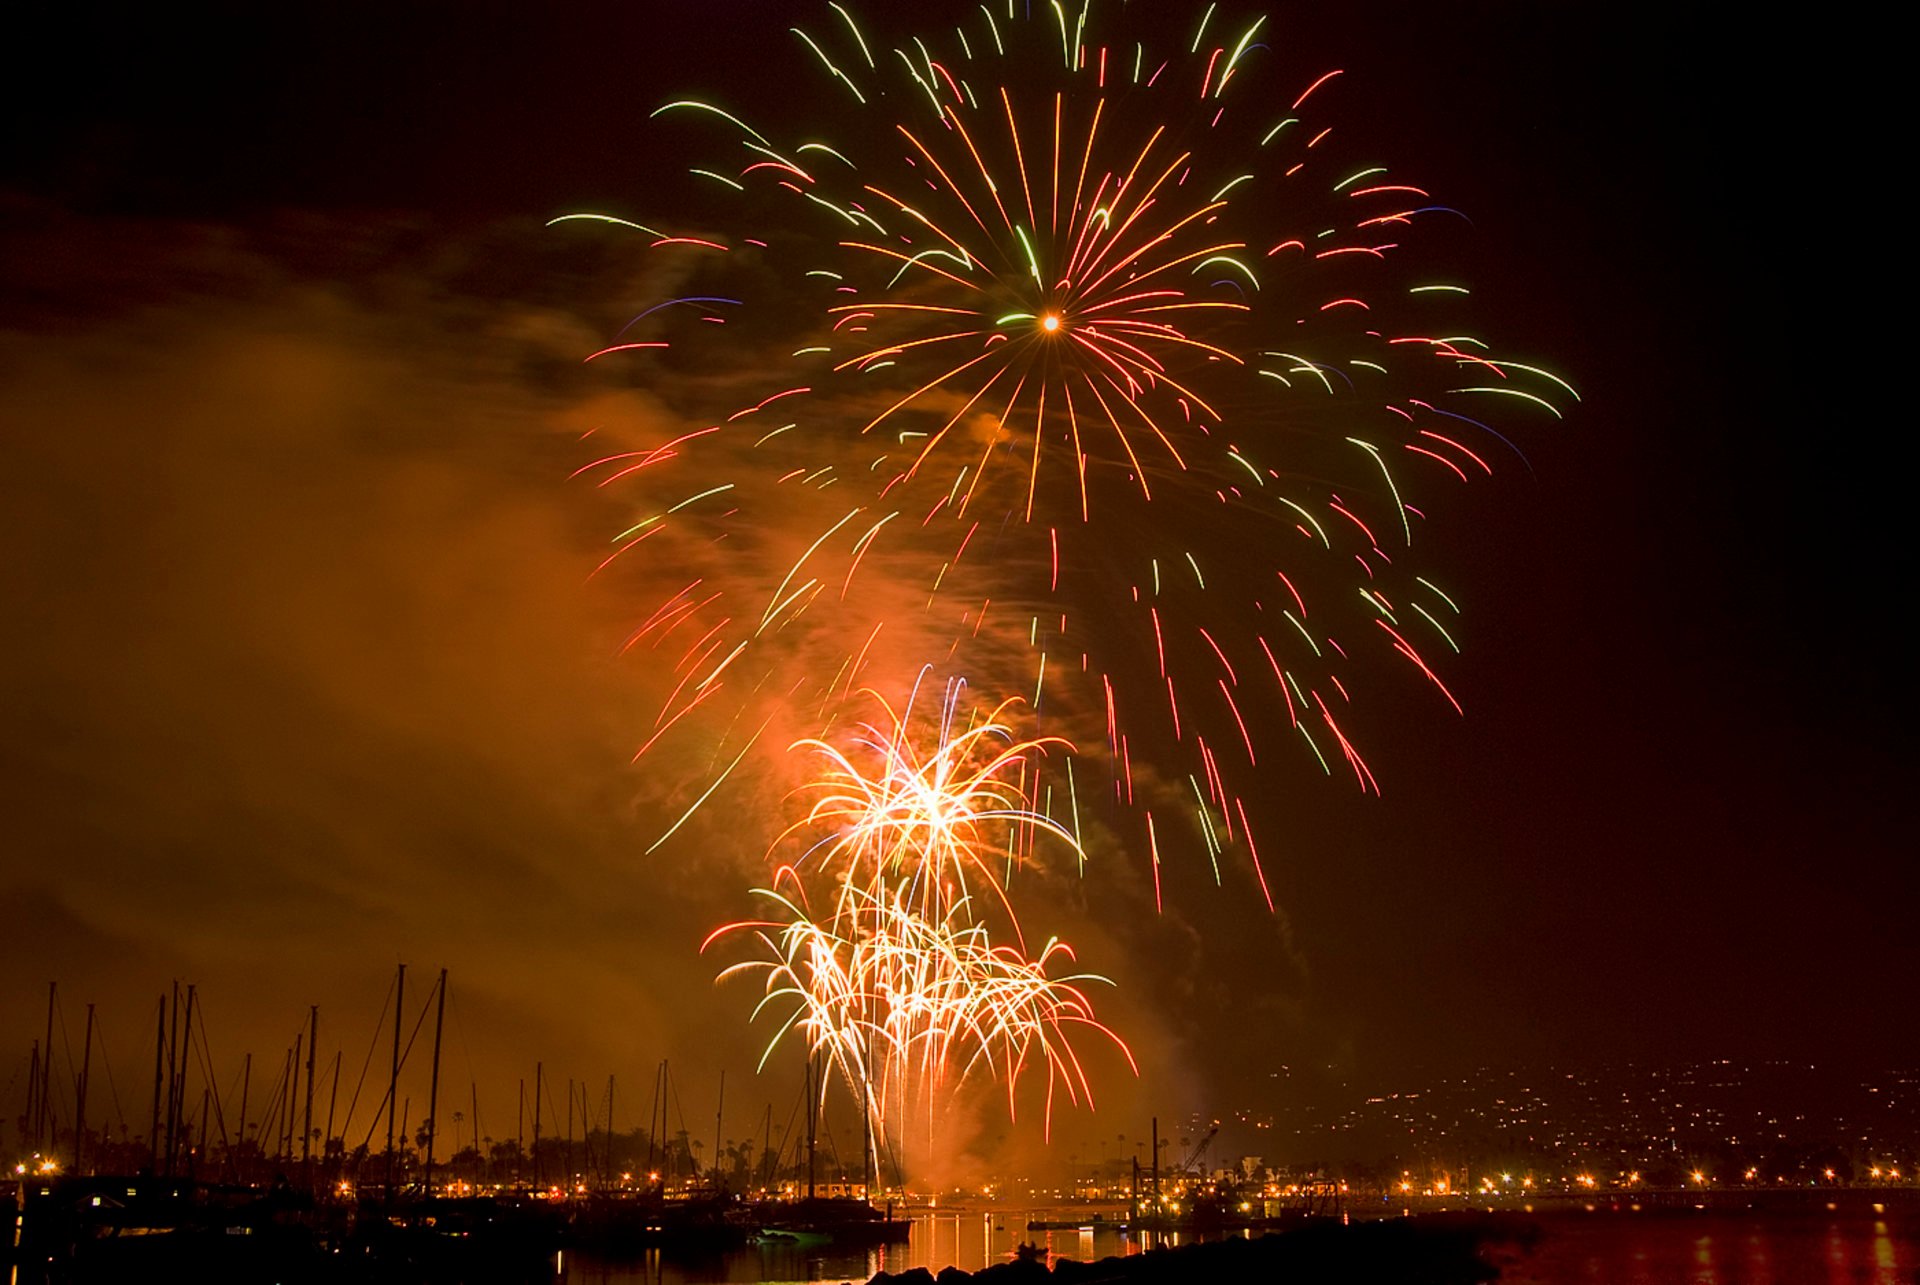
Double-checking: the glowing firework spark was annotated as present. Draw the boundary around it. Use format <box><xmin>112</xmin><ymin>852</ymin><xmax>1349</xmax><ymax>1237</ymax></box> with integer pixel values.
<box><xmin>782</xmin><ymin>676</ymin><xmax>1078</xmax><ymax>930</ymax></box>
<box><xmin>700</xmin><ymin>679</ymin><xmax>1130</xmax><ymax>1135</ymax></box>
<box><xmin>705</xmin><ymin>880</ymin><xmax>1132</xmax><ymax>1135</ymax></box>
<box><xmin>571</xmin><ymin>0</ymin><xmax>1575</xmax><ymax>903</ymax></box>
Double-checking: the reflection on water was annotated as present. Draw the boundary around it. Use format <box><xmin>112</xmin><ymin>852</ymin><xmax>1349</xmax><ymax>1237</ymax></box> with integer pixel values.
<box><xmin>558</xmin><ymin>1210</ymin><xmax>1242</xmax><ymax>1285</ymax></box>
<box><xmin>1489</xmin><ymin>1209</ymin><xmax>1918</xmax><ymax>1285</ymax></box>
<box><xmin>552</xmin><ymin>1208</ymin><xmax>1920</xmax><ymax>1285</ymax></box>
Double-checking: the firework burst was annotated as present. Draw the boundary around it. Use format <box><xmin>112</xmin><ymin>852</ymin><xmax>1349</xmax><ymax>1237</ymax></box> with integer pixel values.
<box><xmin>567</xmin><ymin>0</ymin><xmax>1572</xmax><ymax>1141</ymax></box>
<box><xmin>705</xmin><ymin>878</ymin><xmax>1132</xmax><ymax>1137</ymax></box>
<box><xmin>704</xmin><ymin>677</ymin><xmax>1128</xmax><ymax>1136</ymax></box>
<box><xmin>572</xmin><ymin>1</ymin><xmax>1573</xmax><ymax>901</ymax></box>
<box><xmin>782</xmin><ymin>676</ymin><xmax>1077</xmax><ymax>928</ymax></box>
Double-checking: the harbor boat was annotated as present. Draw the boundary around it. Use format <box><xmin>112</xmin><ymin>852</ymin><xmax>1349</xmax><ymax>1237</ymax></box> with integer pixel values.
<box><xmin>342</xmin><ymin>1193</ymin><xmax>562</xmax><ymax>1280</ymax></box>
<box><xmin>568</xmin><ymin>1188</ymin><xmax>748</xmax><ymax>1255</ymax></box>
<box><xmin>751</xmin><ymin>1194</ymin><xmax>912</xmax><ymax>1246</ymax></box>
<box><xmin>1026</xmin><ymin>1212</ymin><xmax>1122</xmax><ymax>1231</ymax></box>
<box><xmin>13</xmin><ymin>1174</ymin><xmax>330</xmax><ymax>1282</ymax></box>
<box><xmin>740</xmin><ymin>1048</ymin><xmax>910</xmax><ymax>1247</ymax></box>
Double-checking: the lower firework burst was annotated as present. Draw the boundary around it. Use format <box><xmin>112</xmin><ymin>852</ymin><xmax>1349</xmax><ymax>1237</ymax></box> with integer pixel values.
<box><xmin>705</xmin><ymin>879</ymin><xmax>1132</xmax><ymax>1140</ymax></box>
<box><xmin>703</xmin><ymin>676</ymin><xmax>1131</xmax><ymax>1140</ymax></box>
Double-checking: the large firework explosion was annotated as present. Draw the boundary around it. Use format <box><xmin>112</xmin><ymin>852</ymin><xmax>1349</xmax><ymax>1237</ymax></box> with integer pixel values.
<box><xmin>564</xmin><ymin>0</ymin><xmax>1572</xmax><ymax>1146</ymax></box>
<box><xmin>779</xmin><ymin>680</ymin><xmax>1077</xmax><ymax>927</ymax></box>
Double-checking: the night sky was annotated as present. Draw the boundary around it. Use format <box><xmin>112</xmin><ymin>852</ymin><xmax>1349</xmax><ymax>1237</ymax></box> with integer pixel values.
<box><xmin>2</xmin><ymin>2</ymin><xmax>1906</xmax><ymax>1169</ymax></box>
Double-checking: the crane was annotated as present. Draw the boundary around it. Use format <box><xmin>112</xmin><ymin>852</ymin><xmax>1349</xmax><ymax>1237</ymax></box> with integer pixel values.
<box><xmin>1178</xmin><ymin>1122</ymin><xmax>1219</xmax><ymax>1177</ymax></box>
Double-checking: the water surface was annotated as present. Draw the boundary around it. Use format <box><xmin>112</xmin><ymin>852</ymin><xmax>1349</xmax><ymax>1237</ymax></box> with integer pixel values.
<box><xmin>555</xmin><ymin>1206</ymin><xmax>1920</xmax><ymax>1285</ymax></box>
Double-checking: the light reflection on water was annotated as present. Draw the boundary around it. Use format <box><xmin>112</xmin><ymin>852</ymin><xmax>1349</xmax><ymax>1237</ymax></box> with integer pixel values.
<box><xmin>1486</xmin><ymin>1210</ymin><xmax>1918</xmax><ymax>1285</ymax></box>
<box><xmin>551</xmin><ymin>1209</ymin><xmax>1920</xmax><ymax>1285</ymax></box>
<box><xmin>558</xmin><ymin>1210</ymin><xmax>1241</xmax><ymax>1285</ymax></box>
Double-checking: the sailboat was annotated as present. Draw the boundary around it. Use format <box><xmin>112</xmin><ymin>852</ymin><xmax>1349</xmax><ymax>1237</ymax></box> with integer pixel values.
<box><xmin>749</xmin><ymin>1047</ymin><xmax>910</xmax><ymax>1247</ymax></box>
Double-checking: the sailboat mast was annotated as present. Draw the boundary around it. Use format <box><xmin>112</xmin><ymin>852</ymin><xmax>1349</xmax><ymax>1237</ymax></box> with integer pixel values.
<box><xmin>236</xmin><ymin>1052</ymin><xmax>252</xmax><ymax>1184</ymax></box>
<box><xmin>279</xmin><ymin>1048</ymin><xmax>293</xmax><ymax>1162</ymax></box>
<box><xmin>24</xmin><ymin>1044</ymin><xmax>37</xmax><ymax>1163</ymax></box>
<box><xmin>805</xmin><ymin>1050</ymin><xmax>816</xmax><ymax>1201</ymax></box>
<box><xmin>287</xmin><ymin>1031</ymin><xmax>303</xmax><ymax>1162</ymax></box>
<box><xmin>386</xmin><ymin>964</ymin><xmax>405</xmax><ymax>1198</ymax></box>
<box><xmin>604</xmin><ymin>1075</ymin><xmax>615</xmax><ymax>1192</ymax></box>
<box><xmin>174</xmin><ymin>984</ymin><xmax>196</xmax><ymax>1175</ymax></box>
<box><xmin>148</xmin><ymin>996</ymin><xmax>165</xmax><ymax>1170</ymax></box>
<box><xmin>645</xmin><ymin>1061</ymin><xmax>661</xmax><ymax>1182</ymax></box>
<box><xmin>327</xmin><ymin>1051</ymin><xmax>342</xmax><ymax>1175</ymax></box>
<box><xmin>532</xmin><ymin>1061</ymin><xmax>544</xmax><ymax>1188</ymax></box>
<box><xmin>193</xmin><ymin>1087</ymin><xmax>209</xmax><ymax>1178</ymax></box>
<box><xmin>862</xmin><ymin>1028</ymin><xmax>873</xmax><ymax>1201</ymax></box>
<box><xmin>37</xmin><ymin>983</ymin><xmax>55</xmax><ymax>1159</ymax></box>
<box><xmin>581</xmin><ymin>1082</ymin><xmax>593</xmax><ymax>1185</ymax></box>
<box><xmin>75</xmin><ymin>1003</ymin><xmax>94</xmax><ymax>1176</ymax></box>
<box><xmin>302</xmin><ymin>1005</ymin><xmax>318</xmax><ymax>1177</ymax></box>
<box><xmin>1151</xmin><ymin>1116</ymin><xmax>1160</xmax><ymax>1208</ymax></box>
<box><xmin>183</xmin><ymin>985</ymin><xmax>198</xmax><ymax>1162</ymax></box>
<box><xmin>759</xmin><ymin>1103</ymin><xmax>772</xmax><ymax>1192</ymax></box>
<box><xmin>423</xmin><ymin>971</ymin><xmax>445</xmax><ymax>1195</ymax></box>
<box><xmin>163</xmin><ymin>981</ymin><xmax>180</xmax><ymax>1174</ymax></box>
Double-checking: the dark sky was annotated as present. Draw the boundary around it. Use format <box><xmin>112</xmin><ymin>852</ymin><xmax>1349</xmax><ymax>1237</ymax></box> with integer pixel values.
<box><xmin>2</xmin><ymin>2</ymin><xmax>1907</xmax><ymax>1170</ymax></box>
